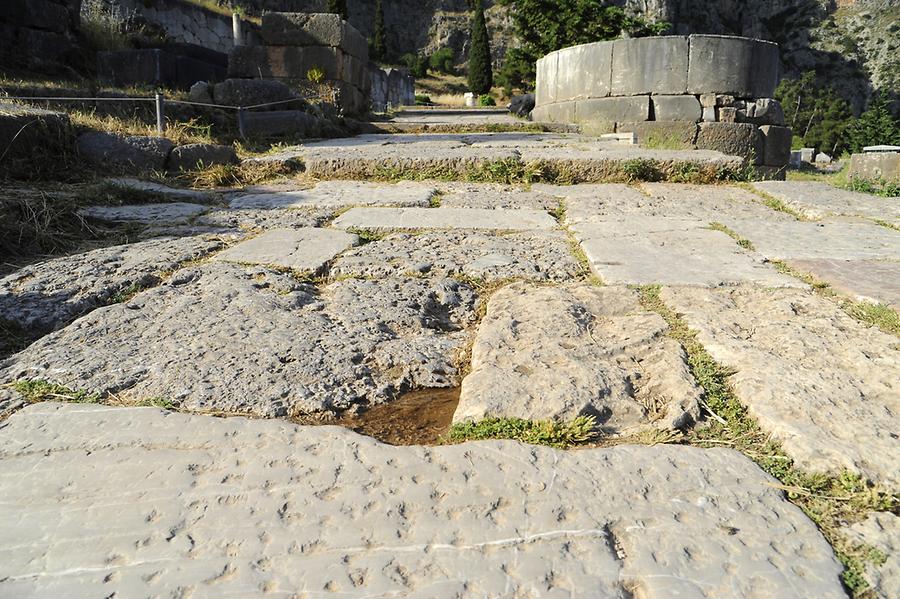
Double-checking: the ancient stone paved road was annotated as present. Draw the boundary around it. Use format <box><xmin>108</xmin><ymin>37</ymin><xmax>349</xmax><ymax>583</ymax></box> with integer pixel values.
<box><xmin>0</xmin><ymin>133</ymin><xmax>898</xmax><ymax>597</ymax></box>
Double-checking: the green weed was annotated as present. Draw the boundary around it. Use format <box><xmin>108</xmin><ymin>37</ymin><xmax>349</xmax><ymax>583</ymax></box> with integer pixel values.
<box><xmin>12</xmin><ymin>379</ymin><xmax>102</xmax><ymax>404</ymax></box>
<box><xmin>447</xmin><ymin>415</ymin><xmax>597</xmax><ymax>448</ymax></box>
<box><xmin>707</xmin><ymin>222</ymin><xmax>755</xmax><ymax>250</ymax></box>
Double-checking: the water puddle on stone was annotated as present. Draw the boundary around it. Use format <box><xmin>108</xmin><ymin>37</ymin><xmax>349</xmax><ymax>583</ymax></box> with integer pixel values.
<box><xmin>294</xmin><ymin>387</ymin><xmax>461</xmax><ymax>446</ymax></box>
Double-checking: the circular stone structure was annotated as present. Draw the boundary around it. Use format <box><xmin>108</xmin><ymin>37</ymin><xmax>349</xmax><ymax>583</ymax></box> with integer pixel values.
<box><xmin>532</xmin><ymin>35</ymin><xmax>791</xmax><ymax>171</ymax></box>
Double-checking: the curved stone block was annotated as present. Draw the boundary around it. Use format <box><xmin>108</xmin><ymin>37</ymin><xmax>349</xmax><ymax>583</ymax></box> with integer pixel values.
<box><xmin>535</xmin><ymin>52</ymin><xmax>558</xmax><ymax>106</ymax></box>
<box><xmin>575</xmin><ymin>96</ymin><xmax>650</xmax><ymax>124</ymax></box>
<box><xmin>687</xmin><ymin>35</ymin><xmax>780</xmax><ymax>97</ymax></box>
<box><xmin>611</xmin><ymin>36</ymin><xmax>689</xmax><ymax>96</ymax></box>
<box><xmin>651</xmin><ymin>95</ymin><xmax>702</xmax><ymax>121</ymax></box>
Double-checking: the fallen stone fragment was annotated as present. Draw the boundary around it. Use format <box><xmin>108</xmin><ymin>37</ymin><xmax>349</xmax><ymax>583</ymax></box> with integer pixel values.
<box><xmin>332</xmin><ymin>207</ymin><xmax>557</xmax><ymax>231</ymax></box>
<box><xmin>229</xmin><ymin>180</ymin><xmax>436</xmax><ymax>209</ymax></box>
<box><xmin>723</xmin><ymin>219</ymin><xmax>900</xmax><ymax>261</ymax></box>
<box><xmin>662</xmin><ymin>286</ymin><xmax>900</xmax><ymax>486</ymax></box>
<box><xmin>78</xmin><ymin>202</ymin><xmax>209</xmax><ymax>224</ymax></box>
<box><xmin>212</xmin><ymin>228</ymin><xmax>357</xmax><ymax>273</ymax></box>
<box><xmin>0</xmin><ymin>236</ymin><xmax>225</xmax><ymax>333</ymax></box>
<box><xmin>330</xmin><ymin>230</ymin><xmax>582</xmax><ymax>282</ymax></box>
<box><xmin>752</xmin><ymin>180</ymin><xmax>900</xmax><ymax>221</ymax></box>
<box><xmin>455</xmin><ymin>284</ymin><xmax>702</xmax><ymax>431</ymax></box>
<box><xmin>0</xmin><ymin>402</ymin><xmax>845</xmax><ymax>598</ymax></box>
<box><xmin>0</xmin><ymin>265</ymin><xmax>478</xmax><ymax>417</ymax></box>
<box><xmin>572</xmin><ymin>217</ymin><xmax>802</xmax><ymax>286</ymax></box>
<box><xmin>844</xmin><ymin>512</ymin><xmax>899</xmax><ymax>598</ymax></box>
<box><xmin>788</xmin><ymin>259</ymin><xmax>900</xmax><ymax>309</ymax></box>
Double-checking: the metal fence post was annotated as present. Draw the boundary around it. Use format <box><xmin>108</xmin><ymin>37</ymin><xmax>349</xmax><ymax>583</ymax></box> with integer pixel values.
<box><xmin>237</xmin><ymin>107</ymin><xmax>246</xmax><ymax>140</ymax></box>
<box><xmin>155</xmin><ymin>93</ymin><xmax>165</xmax><ymax>135</ymax></box>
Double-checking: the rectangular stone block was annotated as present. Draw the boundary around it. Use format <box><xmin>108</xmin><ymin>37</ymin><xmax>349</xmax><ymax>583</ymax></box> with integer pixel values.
<box><xmin>696</xmin><ymin>122</ymin><xmax>759</xmax><ymax>162</ymax></box>
<box><xmin>535</xmin><ymin>53</ymin><xmax>559</xmax><ymax>106</ymax></box>
<box><xmin>340</xmin><ymin>23</ymin><xmax>369</xmax><ymax>60</ymax></box>
<box><xmin>610</xmin><ymin>36</ymin><xmax>689</xmax><ymax>96</ymax></box>
<box><xmin>556</xmin><ymin>42</ymin><xmax>612</xmax><ymax>102</ymax></box>
<box><xmin>651</xmin><ymin>95</ymin><xmax>701</xmax><ymax>122</ymax></box>
<box><xmin>616</xmin><ymin>121</ymin><xmax>698</xmax><ymax>148</ymax></box>
<box><xmin>332</xmin><ymin>208</ymin><xmax>557</xmax><ymax>231</ymax></box>
<box><xmin>261</xmin><ymin>12</ymin><xmax>343</xmax><ymax>47</ymax></box>
<box><xmin>229</xmin><ymin>45</ymin><xmax>345</xmax><ymax>81</ymax></box>
<box><xmin>243</xmin><ymin>111</ymin><xmax>319</xmax><ymax>139</ymax></box>
<box><xmin>687</xmin><ymin>35</ymin><xmax>780</xmax><ymax>97</ymax></box>
<box><xmin>576</xmin><ymin>96</ymin><xmax>650</xmax><ymax>124</ymax></box>
<box><xmin>849</xmin><ymin>152</ymin><xmax>900</xmax><ymax>183</ymax></box>
<box><xmin>759</xmin><ymin>125</ymin><xmax>792</xmax><ymax>167</ymax></box>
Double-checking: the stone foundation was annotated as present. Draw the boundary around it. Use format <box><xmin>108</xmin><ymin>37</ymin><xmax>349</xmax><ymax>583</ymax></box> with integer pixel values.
<box><xmin>0</xmin><ymin>0</ymin><xmax>82</xmax><ymax>70</ymax></box>
<box><xmin>533</xmin><ymin>35</ymin><xmax>791</xmax><ymax>169</ymax></box>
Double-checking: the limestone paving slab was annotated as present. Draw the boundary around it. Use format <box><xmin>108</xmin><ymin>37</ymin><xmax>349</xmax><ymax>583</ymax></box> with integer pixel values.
<box><xmin>229</xmin><ymin>180</ymin><xmax>437</xmax><ymax>210</ymax></box>
<box><xmin>456</xmin><ymin>284</ymin><xmax>702</xmax><ymax>431</ymax></box>
<box><xmin>211</xmin><ymin>228</ymin><xmax>358</xmax><ymax>273</ymax></box>
<box><xmin>723</xmin><ymin>219</ymin><xmax>900</xmax><ymax>261</ymax></box>
<box><xmin>788</xmin><ymin>259</ymin><xmax>900</xmax><ymax>308</ymax></box>
<box><xmin>0</xmin><ymin>236</ymin><xmax>225</xmax><ymax>333</ymax></box>
<box><xmin>0</xmin><ymin>264</ymin><xmax>478</xmax><ymax>417</ymax></box>
<box><xmin>330</xmin><ymin>230</ymin><xmax>582</xmax><ymax>282</ymax></box>
<box><xmin>572</xmin><ymin>217</ymin><xmax>803</xmax><ymax>287</ymax></box>
<box><xmin>437</xmin><ymin>182</ymin><xmax>561</xmax><ymax>210</ymax></box>
<box><xmin>331</xmin><ymin>207</ymin><xmax>558</xmax><ymax>231</ymax></box>
<box><xmin>194</xmin><ymin>207</ymin><xmax>333</xmax><ymax>231</ymax></box>
<box><xmin>108</xmin><ymin>178</ymin><xmax>215</xmax><ymax>203</ymax></box>
<box><xmin>844</xmin><ymin>512</ymin><xmax>899</xmax><ymax>598</ymax></box>
<box><xmin>752</xmin><ymin>180</ymin><xmax>900</xmax><ymax>221</ymax></box>
<box><xmin>0</xmin><ymin>402</ymin><xmax>845</xmax><ymax>598</ymax></box>
<box><xmin>77</xmin><ymin>202</ymin><xmax>209</xmax><ymax>224</ymax></box>
<box><xmin>662</xmin><ymin>286</ymin><xmax>900</xmax><ymax>486</ymax></box>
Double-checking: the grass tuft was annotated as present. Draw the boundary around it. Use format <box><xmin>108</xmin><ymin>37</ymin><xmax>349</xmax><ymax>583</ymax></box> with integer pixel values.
<box><xmin>707</xmin><ymin>222</ymin><xmax>755</xmax><ymax>250</ymax></box>
<box><xmin>446</xmin><ymin>415</ymin><xmax>597</xmax><ymax>448</ymax></box>
<box><xmin>12</xmin><ymin>379</ymin><xmax>102</xmax><ymax>404</ymax></box>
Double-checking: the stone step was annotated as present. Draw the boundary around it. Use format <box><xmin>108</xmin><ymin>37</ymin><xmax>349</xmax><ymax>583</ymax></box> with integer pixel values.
<box><xmin>331</xmin><ymin>207</ymin><xmax>558</xmax><ymax>231</ymax></box>
<box><xmin>0</xmin><ymin>402</ymin><xmax>845</xmax><ymax>598</ymax></box>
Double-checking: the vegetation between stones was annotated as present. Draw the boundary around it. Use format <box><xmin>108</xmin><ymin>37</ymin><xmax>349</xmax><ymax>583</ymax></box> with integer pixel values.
<box><xmin>446</xmin><ymin>415</ymin><xmax>597</xmax><ymax>448</ymax></box>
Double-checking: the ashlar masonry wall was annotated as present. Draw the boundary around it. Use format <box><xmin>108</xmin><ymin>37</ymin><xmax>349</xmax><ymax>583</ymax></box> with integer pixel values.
<box><xmin>533</xmin><ymin>35</ymin><xmax>792</xmax><ymax>169</ymax></box>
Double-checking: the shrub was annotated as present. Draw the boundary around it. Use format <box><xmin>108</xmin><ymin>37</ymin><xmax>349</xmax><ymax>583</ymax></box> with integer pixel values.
<box><xmin>478</xmin><ymin>94</ymin><xmax>496</xmax><ymax>106</ymax></box>
<box><xmin>372</xmin><ymin>0</ymin><xmax>387</xmax><ymax>62</ymax></box>
<box><xmin>467</xmin><ymin>0</ymin><xmax>493</xmax><ymax>95</ymax></box>
<box><xmin>401</xmin><ymin>53</ymin><xmax>429</xmax><ymax>78</ymax></box>
<box><xmin>429</xmin><ymin>47</ymin><xmax>455</xmax><ymax>74</ymax></box>
<box><xmin>415</xmin><ymin>94</ymin><xmax>433</xmax><ymax>105</ymax></box>
<box><xmin>306</xmin><ymin>67</ymin><xmax>326</xmax><ymax>84</ymax></box>
<box><xmin>845</xmin><ymin>93</ymin><xmax>900</xmax><ymax>153</ymax></box>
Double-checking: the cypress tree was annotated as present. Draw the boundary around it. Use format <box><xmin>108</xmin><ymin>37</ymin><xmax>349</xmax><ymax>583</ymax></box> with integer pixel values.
<box><xmin>326</xmin><ymin>0</ymin><xmax>348</xmax><ymax>20</ymax></box>
<box><xmin>467</xmin><ymin>0</ymin><xmax>493</xmax><ymax>95</ymax></box>
<box><xmin>373</xmin><ymin>0</ymin><xmax>387</xmax><ymax>62</ymax></box>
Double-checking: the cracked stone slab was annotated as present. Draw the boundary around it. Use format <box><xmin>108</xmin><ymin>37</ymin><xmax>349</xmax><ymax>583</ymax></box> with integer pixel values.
<box><xmin>752</xmin><ymin>180</ymin><xmax>900</xmax><ymax>221</ymax></box>
<box><xmin>0</xmin><ymin>402</ymin><xmax>845</xmax><ymax>598</ymax></box>
<box><xmin>788</xmin><ymin>259</ymin><xmax>900</xmax><ymax>309</ymax></box>
<box><xmin>456</xmin><ymin>284</ymin><xmax>702</xmax><ymax>431</ymax></box>
<box><xmin>572</xmin><ymin>217</ymin><xmax>803</xmax><ymax>287</ymax></box>
<box><xmin>211</xmin><ymin>228</ymin><xmax>358</xmax><ymax>273</ymax></box>
<box><xmin>332</xmin><ymin>207</ymin><xmax>557</xmax><ymax>231</ymax></box>
<box><xmin>0</xmin><ymin>236</ymin><xmax>225</xmax><ymax>333</ymax></box>
<box><xmin>229</xmin><ymin>181</ymin><xmax>437</xmax><ymax>209</ymax></box>
<box><xmin>330</xmin><ymin>230</ymin><xmax>582</xmax><ymax>282</ymax></box>
<box><xmin>437</xmin><ymin>182</ymin><xmax>561</xmax><ymax>210</ymax></box>
<box><xmin>77</xmin><ymin>202</ymin><xmax>209</xmax><ymax>224</ymax></box>
<box><xmin>195</xmin><ymin>207</ymin><xmax>333</xmax><ymax>231</ymax></box>
<box><xmin>844</xmin><ymin>512</ymin><xmax>899</xmax><ymax>598</ymax></box>
<box><xmin>0</xmin><ymin>264</ymin><xmax>477</xmax><ymax>417</ymax></box>
<box><xmin>108</xmin><ymin>178</ymin><xmax>216</xmax><ymax>203</ymax></box>
<box><xmin>723</xmin><ymin>219</ymin><xmax>900</xmax><ymax>261</ymax></box>
<box><xmin>662</xmin><ymin>286</ymin><xmax>900</xmax><ymax>486</ymax></box>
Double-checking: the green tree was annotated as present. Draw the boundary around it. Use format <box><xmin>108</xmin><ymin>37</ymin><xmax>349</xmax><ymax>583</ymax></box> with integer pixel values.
<box><xmin>495</xmin><ymin>0</ymin><xmax>669</xmax><ymax>92</ymax></box>
<box><xmin>372</xmin><ymin>0</ymin><xmax>387</xmax><ymax>62</ymax></box>
<box><xmin>326</xmin><ymin>0</ymin><xmax>348</xmax><ymax>20</ymax></box>
<box><xmin>845</xmin><ymin>93</ymin><xmax>900</xmax><ymax>153</ymax></box>
<box><xmin>430</xmin><ymin>47</ymin><xmax>455</xmax><ymax>74</ymax></box>
<box><xmin>776</xmin><ymin>71</ymin><xmax>853</xmax><ymax>155</ymax></box>
<box><xmin>467</xmin><ymin>0</ymin><xmax>493</xmax><ymax>95</ymax></box>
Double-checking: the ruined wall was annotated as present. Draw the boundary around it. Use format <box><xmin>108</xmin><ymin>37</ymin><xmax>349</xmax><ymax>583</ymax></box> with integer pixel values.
<box><xmin>533</xmin><ymin>35</ymin><xmax>792</xmax><ymax>169</ymax></box>
<box><xmin>0</xmin><ymin>0</ymin><xmax>83</xmax><ymax>71</ymax></box>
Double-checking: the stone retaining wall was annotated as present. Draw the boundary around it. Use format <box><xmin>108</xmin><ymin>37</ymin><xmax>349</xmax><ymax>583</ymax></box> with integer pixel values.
<box><xmin>228</xmin><ymin>13</ymin><xmax>369</xmax><ymax>115</ymax></box>
<box><xmin>0</xmin><ymin>0</ymin><xmax>82</xmax><ymax>70</ymax></box>
<box><xmin>533</xmin><ymin>35</ymin><xmax>791</xmax><ymax>169</ymax></box>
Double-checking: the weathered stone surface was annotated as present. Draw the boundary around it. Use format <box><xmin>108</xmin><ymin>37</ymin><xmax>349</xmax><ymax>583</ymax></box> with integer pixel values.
<box><xmin>534</xmin><ymin>51</ymin><xmax>558</xmax><ymax>105</ymax></box>
<box><xmin>437</xmin><ymin>182</ymin><xmax>560</xmax><ymax>210</ymax></box>
<box><xmin>195</xmin><ymin>207</ymin><xmax>332</xmax><ymax>231</ymax></box>
<box><xmin>108</xmin><ymin>178</ymin><xmax>214</xmax><ymax>202</ymax></box>
<box><xmin>849</xmin><ymin>151</ymin><xmax>900</xmax><ymax>183</ymax></box>
<box><xmin>242</xmin><ymin>110</ymin><xmax>320</xmax><ymax>139</ymax></box>
<box><xmin>0</xmin><ymin>104</ymin><xmax>72</xmax><ymax>172</ymax></box>
<box><xmin>167</xmin><ymin>143</ymin><xmax>238</xmax><ymax>171</ymax></box>
<box><xmin>724</xmin><ymin>219</ymin><xmax>900</xmax><ymax>260</ymax></box>
<box><xmin>575</xmin><ymin>96</ymin><xmax>650</xmax><ymax>123</ymax></box>
<box><xmin>332</xmin><ymin>207</ymin><xmax>557</xmax><ymax>231</ymax></box>
<box><xmin>0</xmin><ymin>236</ymin><xmax>224</xmax><ymax>333</ymax></box>
<box><xmin>651</xmin><ymin>95</ymin><xmax>702</xmax><ymax>122</ymax></box>
<box><xmin>456</xmin><ymin>284</ymin><xmax>702</xmax><ymax>430</ymax></box>
<box><xmin>695</xmin><ymin>122</ymin><xmax>759</xmax><ymax>161</ymax></box>
<box><xmin>0</xmin><ymin>265</ymin><xmax>477</xmax><ymax>417</ymax></box>
<box><xmin>78</xmin><ymin>202</ymin><xmax>209</xmax><ymax>224</ymax></box>
<box><xmin>330</xmin><ymin>230</ymin><xmax>582</xmax><ymax>282</ymax></box>
<box><xmin>757</xmin><ymin>125</ymin><xmax>792</xmax><ymax>166</ymax></box>
<box><xmin>211</xmin><ymin>78</ymin><xmax>296</xmax><ymax>108</ymax></box>
<box><xmin>0</xmin><ymin>402</ymin><xmax>845</xmax><ymax>598</ymax></box>
<box><xmin>188</xmin><ymin>80</ymin><xmax>212</xmax><ymax>103</ymax></box>
<box><xmin>572</xmin><ymin>218</ymin><xmax>802</xmax><ymax>286</ymax></box>
<box><xmin>787</xmin><ymin>259</ymin><xmax>900</xmax><ymax>308</ymax></box>
<box><xmin>212</xmin><ymin>228</ymin><xmax>357</xmax><ymax>273</ymax></box>
<box><xmin>229</xmin><ymin>181</ymin><xmax>436</xmax><ymax>209</ymax></box>
<box><xmin>229</xmin><ymin>45</ymin><xmax>345</xmax><ymax>81</ymax></box>
<box><xmin>662</xmin><ymin>286</ymin><xmax>900</xmax><ymax>485</ymax></box>
<box><xmin>739</xmin><ymin>98</ymin><xmax>785</xmax><ymax>126</ymax></box>
<box><xmin>261</xmin><ymin>11</ymin><xmax>344</xmax><ymax>47</ymax></box>
<box><xmin>751</xmin><ymin>181</ymin><xmax>900</xmax><ymax>220</ymax></box>
<box><xmin>555</xmin><ymin>42</ymin><xmax>612</xmax><ymax>101</ymax></box>
<box><xmin>844</xmin><ymin>512</ymin><xmax>900</xmax><ymax>598</ymax></box>
<box><xmin>687</xmin><ymin>35</ymin><xmax>780</xmax><ymax>97</ymax></box>
<box><xmin>76</xmin><ymin>132</ymin><xmax>174</xmax><ymax>171</ymax></box>
<box><xmin>611</xmin><ymin>36</ymin><xmax>689</xmax><ymax>96</ymax></box>
<box><xmin>616</xmin><ymin>121</ymin><xmax>698</xmax><ymax>147</ymax></box>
